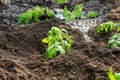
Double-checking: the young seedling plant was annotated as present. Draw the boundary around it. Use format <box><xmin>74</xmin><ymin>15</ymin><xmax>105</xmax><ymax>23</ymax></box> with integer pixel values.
<box><xmin>108</xmin><ymin>33</ymin><xmax>120</xmax><ymax>48</ymax></box>
<box><xmin>42</xmin><ymin>27</ymin><xmax>73</xmax><ymax>60</ymax></box>
<box><xmin>97</xmin><ymin>21</ymin><xmax>114</xmax><ymax>33</ymax></box>
<box><xmin>108</xmin><ymin>67</ymin><xmax>120</xmax><ymax>80</ymax></box>
<box><xmin>85</xmin><ymin>11</ymin><xmax>98</xmax><ymax>19</ymax></box>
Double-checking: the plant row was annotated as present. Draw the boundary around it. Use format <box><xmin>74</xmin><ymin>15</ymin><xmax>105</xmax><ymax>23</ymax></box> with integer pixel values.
<box><xmin>18</xmin><ymin>5</ymin><xmax>98</xmax><ymax>24</ymax></box>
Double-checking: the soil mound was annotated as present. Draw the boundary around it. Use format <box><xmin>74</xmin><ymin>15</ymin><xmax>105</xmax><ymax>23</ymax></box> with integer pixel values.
<box><xmin>0</xmin><ymin>19</ymin><xmax>119</xmax><ymax>80</ymax></box>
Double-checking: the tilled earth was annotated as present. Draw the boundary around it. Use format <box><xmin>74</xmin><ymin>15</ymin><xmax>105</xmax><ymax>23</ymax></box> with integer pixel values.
<box><xmin>0</xmin><ymin>0</ymin><xmax>120</xmax><ymax>80</ymax></box>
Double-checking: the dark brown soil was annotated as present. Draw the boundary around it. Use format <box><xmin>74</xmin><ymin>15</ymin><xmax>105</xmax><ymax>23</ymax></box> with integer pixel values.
<box><xmin>0</xmin><ymin>0</ymin><xmax>120</xmax><ymax>80</ymax></box>
<box><xmin>0</xmin><ymin>18</ymin><xmax>119</xmax><ymax>80</ymax></box>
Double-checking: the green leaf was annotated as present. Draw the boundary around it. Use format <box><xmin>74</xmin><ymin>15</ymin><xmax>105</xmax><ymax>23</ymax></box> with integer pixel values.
<box><xmin>97</xmin><ymin>25</ymin><xmax>103</xmax><ymax>33</ymax></box>
<box><xmin>45</xmin><ymin>7</ymin><xmax>49</xmax><ymax>15</ymax></box>
<box><xmin>18</xmin><ymin>13</ymin><xmax>32</xmax><ymax>24</ymax></box>
<box><xmin>105</xmin><ymin>27</ymin><xmax>108</xmax><ymax>32</ymax></box>
<box><xmin>108</xmin><ymin>67</ymin><xmax>115</xmax><ymax>80</ymax></box>
<box><xmin>42</xmin><ymin>38</ymin><xmax>49</xmax><ymax>44</ymax></box>
<box><xmin>46</xmin><ymin>45</ymin><xmax>56</xmax><ymax>59</ymax></box>
<box><xmin>73</xmin><ymin>11</ymin><xmax>79</xmax><ymax>17</ymax></box>
<box><xmin>108</xmin><ymin>39</ymin><xmax>115</xmax><ymax>44</ymax></box>
<box><xmin>39</xmin><ymin>8</ymin><xmax>45</xmax><ymax>16</ymax></box>
<box><xmin>117</xmin><ymin>25</ymin><xmax>120</xmax><ymax>32</ymax></box>
<box><xmin>116</xmin><ymin>41</ymin><xmax>120</xmax><ymax>46</ymax></box>
<box><xmin>47</xmin><ymin>10</ymin><xmax>55</xmax><ymax>18</ymax></box>
<box><xmin>27</xmin><ymin>10</ymin><xmax>33</xmax><ymax>18</ymax></box>
<box><xmin>34</xmin><ymin>5</ymin><xmax>41</xmax><ymax>11</ymax></box>
<box><xmin>116</xmin><ymin>33</ymin><xmax>120</xmax><ymax>38</ymax></box>
<box><xmin>18</xmin><ymin>13</ymin><xmax>26</xmax><ymax>24</ymax></box>
<box><xmin>85</xmin><ymin>11</ymin><xmax>98</xmax><ymax>19</ymax></box>
<box><xmin>108</xmin><ymin>33</ymin><xmax>120</xmax><ymax>48</ymax></box>
<box><xmin>111</xmin><ymin>43</ymin><xmax>117</xmax><ymax>48</ymax></box>
<box><xmin>24</xmin><ymin>17</ymin><xmax>30</xmax><ymax>24</ymax></box>
<box><xmin>57</xmin><ymin>45</ymin><xmax>65</xmax><ymax>55</ymax></box>
<box><xmin>63</xmin><ymin>40</ymin><xmax>70</xmax><ymax>52</ymax></box>
<box><xmin>74</xmin><ymin>4</ymin><xmax>83</xmax><ymax>12</ymax></box>
<box><xmin>42</xmin><ymin>27</ymin><xmax>73</xmax><ymax>60</ymax></box>
<box><xmin>97</xmin><ymin>21</ymin><xmax>115</xmax><ymax>33</ymax></box>
<box><xmin>115</xmin><ymin>73</ymin><xmax>120</xmax><ymax>80</ymax></box>
<box><xmin>111</xmin><ymin>34</ymin><xmax>118</xmax><ymax>39</ymax></box>
<box><xmin>66</xmin><ymin>44</ymin><xmax>71</xmax><ymax>52</ymax></box>
<box><xmin>109</xmin><ymin>21</ymin><xmax>114</xmax><ymax>30</ymax></box>
<box><xmin>63</xmin><ymin>6</ymin><xmax>73</xmax><ymax>21</ymax></box>
<box><xmin>32</xmin><ymin>10</ymin><xmax>40</xmax><ymax>22</ymax></box>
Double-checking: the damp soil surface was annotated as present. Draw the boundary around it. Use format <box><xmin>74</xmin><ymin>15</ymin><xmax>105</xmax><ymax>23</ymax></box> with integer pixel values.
<box><xmin>0</xmin><ymin>0</ymin><xmax>120</xmax><ymax>80</ymax></box>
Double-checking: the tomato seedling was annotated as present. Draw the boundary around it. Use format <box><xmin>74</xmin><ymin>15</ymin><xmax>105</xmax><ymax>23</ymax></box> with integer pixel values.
<box><xmin>97</xmin><ymin>21</ymin><xmax>114</xmax><ymax>33</ymax></box>
<box><xmin>108</xmin><ymin>33</ymin><xmax>120</xmax><ymax>48</ymax></box>
<box><xmin>85</xmin><ymin>11</ymin><xmax>98</xmax><ymax>19</ymax></box>
<box><xmin>42</xmin><ymin>27</ymin><xmax>73</xmax><ymax>60</ymax></box>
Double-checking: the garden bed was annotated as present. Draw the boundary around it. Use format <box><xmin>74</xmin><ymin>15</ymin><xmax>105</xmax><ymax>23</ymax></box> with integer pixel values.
<box><xmin>0</xmin><ymin>0</ymin><xmax>120</xmax><ymax>80</ymax></box>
